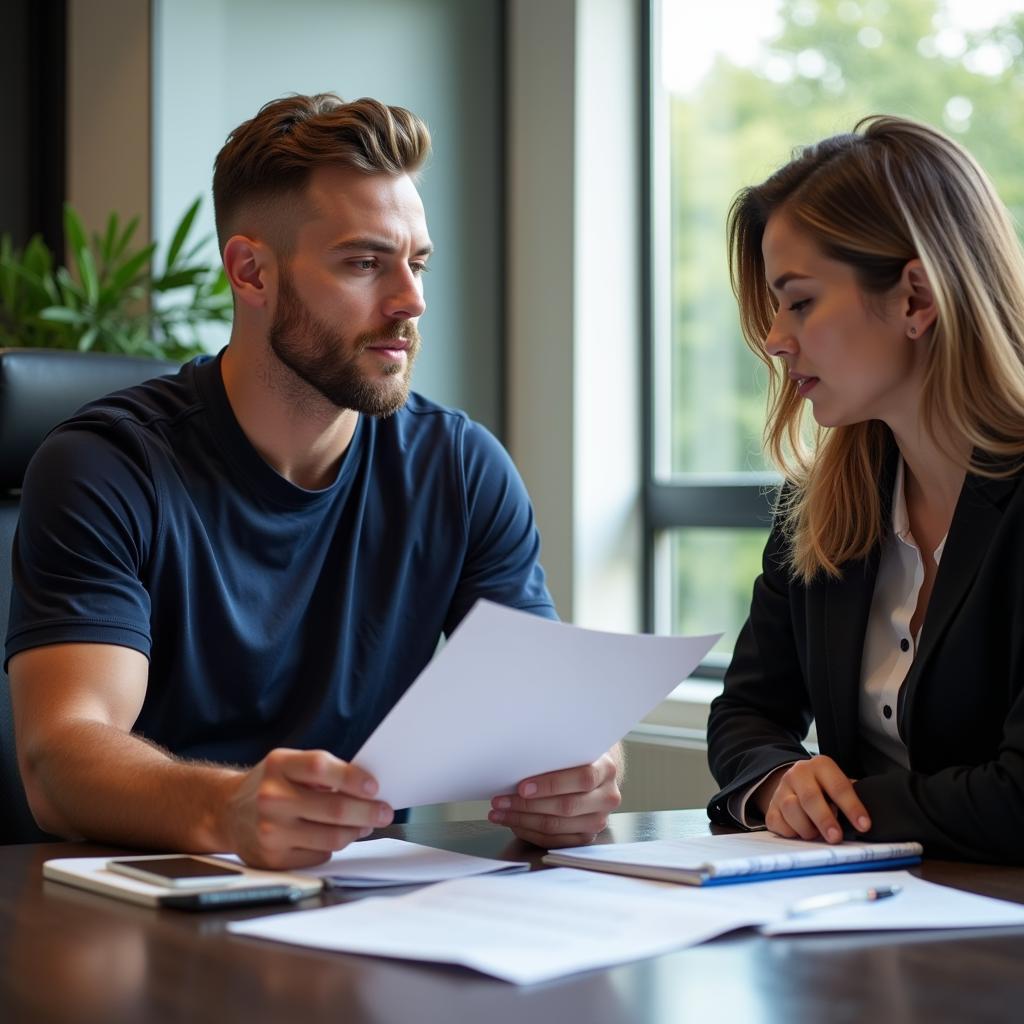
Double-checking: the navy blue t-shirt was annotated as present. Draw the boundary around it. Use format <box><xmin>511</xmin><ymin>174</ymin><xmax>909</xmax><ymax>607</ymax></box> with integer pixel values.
<box><xmin>5</xmin><ymin>353</ymin><xmax>555</xmax><ymax>766</ymax></box>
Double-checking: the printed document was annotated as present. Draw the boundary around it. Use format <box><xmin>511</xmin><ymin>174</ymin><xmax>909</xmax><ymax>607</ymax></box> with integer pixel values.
<box><xmin>229</xmin><ymin>867</ymin><xmax>1024</xmax><ymax>985</ymax></box>
<box><xmin>353</xmin><ymin>600</ymin><xmax>718</xmax><ymax>808</ymax></box>
<box><xmin>229</xmin><ymin>867</ymin><xmax>753</xmax><ymax>985</ymax></box>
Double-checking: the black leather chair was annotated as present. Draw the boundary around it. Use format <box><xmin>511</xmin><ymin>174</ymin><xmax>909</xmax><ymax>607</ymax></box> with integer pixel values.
<box><xmin>0</xmin><ymin>348</ymin><xmax>177</xmax><ymax>844</ymax></box>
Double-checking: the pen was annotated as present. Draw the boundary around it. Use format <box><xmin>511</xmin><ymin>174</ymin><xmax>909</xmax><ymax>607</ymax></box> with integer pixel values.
<box><xmin>786</xmin><ymin>884</ymin><xmax>902</xmax><ymax>918</ymax></box>
<box><xmin>159</xmin><ymin>885</ymin><xmax>306</xmax><ymax>911</ymax></box>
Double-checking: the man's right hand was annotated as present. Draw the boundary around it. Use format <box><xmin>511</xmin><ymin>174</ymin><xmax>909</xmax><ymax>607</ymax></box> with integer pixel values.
<box><xmin>221</xmin><ymin>748</ymin><xmax>393</xmax><ymax>868</ymax></box>
<box><xmin>10</xmin><ymin>644</ymin><xmax>393</xmax><ymax>863</ymax></box>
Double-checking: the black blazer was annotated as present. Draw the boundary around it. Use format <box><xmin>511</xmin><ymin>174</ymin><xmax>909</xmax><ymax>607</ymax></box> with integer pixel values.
<box><xmin>706</xmin><ymin>452</ymin><xmax>1024</xmax><ymax>863</ymax></box>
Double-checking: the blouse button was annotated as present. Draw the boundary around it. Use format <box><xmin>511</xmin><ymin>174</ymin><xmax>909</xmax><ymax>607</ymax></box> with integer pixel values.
<box><xmin>883</xmin><ymin>704</ymin><xmax>893</xmax><ymax>719</ymax></box>
<box><xmin>899</xmin><ymin>638</ymin><xmax>910</xmax><ymax>652</ymax></box>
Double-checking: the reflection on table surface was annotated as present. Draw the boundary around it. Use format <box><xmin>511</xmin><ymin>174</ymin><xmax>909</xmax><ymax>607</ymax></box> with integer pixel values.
<box><xmin>1</xmin><ymin>810</ymin><xmax>1022</xmax><ymax>1024</ymax></box>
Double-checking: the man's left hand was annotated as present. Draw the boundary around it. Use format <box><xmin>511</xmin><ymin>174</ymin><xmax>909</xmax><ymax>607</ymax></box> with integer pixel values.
<box><xmin>488</xmin><ymin>748</ymin><xmax>622</xmax><ymax>848</ymax></box>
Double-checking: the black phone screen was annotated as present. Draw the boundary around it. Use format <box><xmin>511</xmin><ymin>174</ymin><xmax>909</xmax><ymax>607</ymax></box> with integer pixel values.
<box><xmin>109</xmin><ymin>856</ymin><xmax>242</xmax><ymax>880</ymax></box>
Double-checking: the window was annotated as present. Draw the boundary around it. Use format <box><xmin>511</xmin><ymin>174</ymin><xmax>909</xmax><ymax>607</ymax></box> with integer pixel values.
<box><xmin>646</xmin><ymin>0</ymin><xmax>1024</xmax><ymax>670</ymax></box>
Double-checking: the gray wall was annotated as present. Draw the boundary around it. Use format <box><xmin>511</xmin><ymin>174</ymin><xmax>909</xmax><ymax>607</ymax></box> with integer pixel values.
<box><xmin>153</xmin><ymin>0</ymin><xmax>505</xmax><ymax>434</ymax></box>
<box><xmin>68</xmin><ymin>0</ymin><xmax>152</xmax><ymax>253</ymax></box>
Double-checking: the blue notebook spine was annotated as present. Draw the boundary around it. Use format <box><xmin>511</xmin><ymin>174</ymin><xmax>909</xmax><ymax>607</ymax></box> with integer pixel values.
<box><xmin>700</xmin><ymin>855</ymin><xmax>922</xmax><ymax>886</ymax></box>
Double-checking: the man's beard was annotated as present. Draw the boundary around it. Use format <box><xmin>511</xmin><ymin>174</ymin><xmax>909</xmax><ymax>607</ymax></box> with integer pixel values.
<box><xmin>268</xmin><ymin>269</ymin><xmax>421</xmax><ymax>417</ymax></box>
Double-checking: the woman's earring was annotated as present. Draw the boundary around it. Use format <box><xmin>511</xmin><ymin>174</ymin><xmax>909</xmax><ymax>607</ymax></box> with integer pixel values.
<box><xmin>908</xmin><ymin>325</ymin><xmax>918</xmax><ymax>336</ymax></box>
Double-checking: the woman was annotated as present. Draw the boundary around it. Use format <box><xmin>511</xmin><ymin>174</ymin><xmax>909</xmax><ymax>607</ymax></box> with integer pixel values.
<box><xmin>706</xmin><ymin>115</ymin><xmax>1024</xmax><ymax>862</ymax></box>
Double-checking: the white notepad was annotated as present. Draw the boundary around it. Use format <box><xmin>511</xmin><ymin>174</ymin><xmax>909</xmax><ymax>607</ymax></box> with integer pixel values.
<box><xmin>542</xmin><ymin>832</ymin><xmax>924</xmax><ymax>885</ymax></box>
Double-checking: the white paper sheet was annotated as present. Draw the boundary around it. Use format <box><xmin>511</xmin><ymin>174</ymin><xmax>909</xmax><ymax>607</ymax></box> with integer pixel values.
<box><xmin>228</xmin><ymin>868</ymin><xmax>754</xmax><ymax>985</ymax></box>
<box><xmin>743</xmin><ymin>870</ymin><xmax>1024</xmax><ymax>934</ymax></box>
<box><xmin>295</xmin><ymin>838</ymin><xmax>528</xmax><ymax>887</ymax></box>
<box><xmin>353</xmin><ymin>600</ymin><xmax>719</xmax><ymax>808</ymax></box>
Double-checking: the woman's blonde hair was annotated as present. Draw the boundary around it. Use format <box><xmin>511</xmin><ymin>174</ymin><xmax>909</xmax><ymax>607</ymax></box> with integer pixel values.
<box><xmin>728</xmin><ymin>115</ymin><xmax>1024</xmax><ymax>581</ymax></box>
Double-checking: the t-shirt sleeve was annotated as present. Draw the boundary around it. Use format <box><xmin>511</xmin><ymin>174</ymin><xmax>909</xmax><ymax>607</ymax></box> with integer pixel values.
<box><xmin>4</xmin><ymin>423</ymin><xmax>156</xmax><ymax>667</ymax></box>
<box><xmin>443</xmin><ymin>418</ymin><xmax>557</xmax><ymax>635</ymax></box>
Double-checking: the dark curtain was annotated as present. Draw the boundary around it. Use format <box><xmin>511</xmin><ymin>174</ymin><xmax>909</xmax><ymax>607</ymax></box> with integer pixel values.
<box><xmin>0</xmin><ymin>0</ymin><xmax>66</xmax><ymax>254</ymax></box>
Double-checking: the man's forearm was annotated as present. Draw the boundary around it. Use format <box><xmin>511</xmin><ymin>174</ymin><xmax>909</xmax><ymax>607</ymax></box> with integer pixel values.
<box><xmin>23</xmin><ymin>718</ymin><xmax>239</xmax><ymax>851</ymax></box>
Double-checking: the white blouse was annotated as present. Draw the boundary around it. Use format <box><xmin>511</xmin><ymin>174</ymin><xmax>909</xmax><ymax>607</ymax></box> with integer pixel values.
<box><xmin>858</xmin><ymin>455</ymin><xmax>947</xmax><ymax>771</ymax></box>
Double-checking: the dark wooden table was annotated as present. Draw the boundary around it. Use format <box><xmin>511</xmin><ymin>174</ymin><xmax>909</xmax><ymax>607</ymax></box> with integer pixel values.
<box><xmin>1</xmin><ymin>809</ymin><xmax>1022</xmax><ymax>1023</ymax></box>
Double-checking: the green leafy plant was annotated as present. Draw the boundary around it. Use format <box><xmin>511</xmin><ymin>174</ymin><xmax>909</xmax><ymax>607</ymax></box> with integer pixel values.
<box><xmin>0</xmin><ymin>198</ymin><xmax>232</xmax><ymax>360</ymax></box>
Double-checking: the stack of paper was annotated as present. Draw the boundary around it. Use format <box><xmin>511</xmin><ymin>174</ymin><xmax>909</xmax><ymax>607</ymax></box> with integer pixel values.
<box><xmin>296</xmin><ymin>838</ymin><xmax>527</xmax><ymax>888</ymax></box>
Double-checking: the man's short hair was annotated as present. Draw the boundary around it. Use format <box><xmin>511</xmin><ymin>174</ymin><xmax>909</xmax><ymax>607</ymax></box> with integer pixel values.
<box><xmin>212</xmin><ymin>93</ymin><xmax>431</xmax><ymax>252</ymax></box>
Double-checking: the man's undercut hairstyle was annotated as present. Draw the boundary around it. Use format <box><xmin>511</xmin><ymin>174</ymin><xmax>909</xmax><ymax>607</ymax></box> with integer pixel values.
<box><xmin>212</xmin><ymin>92</ymin><xmax>431</xmax><ymax>252</ymax></box>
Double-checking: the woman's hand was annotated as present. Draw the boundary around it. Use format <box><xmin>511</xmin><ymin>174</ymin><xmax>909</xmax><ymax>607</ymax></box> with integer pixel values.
<box><xmin>755</xmin><ymin>755</ymin><xmax>871</xmax><ymax>843</ymax></box>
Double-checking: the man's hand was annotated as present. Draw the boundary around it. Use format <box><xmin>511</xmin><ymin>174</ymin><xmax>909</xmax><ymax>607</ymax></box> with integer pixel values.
<box><xmin>487</xmin><ymin>749</ymin><xmax>622</xmax><ymax>848</ymax></box>
<box><xmin>221</xmin><ymin>748</ymin><xmax>393</xmax><ymax>869</ymax></box>
<box><xmin>756</xmin><ymin>755</ymin><xmax>871</xmax><ymax>843</ymax></box>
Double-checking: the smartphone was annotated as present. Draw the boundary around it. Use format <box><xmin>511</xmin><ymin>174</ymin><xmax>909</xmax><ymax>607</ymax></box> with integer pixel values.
<box><xmin>107</xmin><ymin>855</ymin><xmax>244</xmax><ymax>888</ymax></box>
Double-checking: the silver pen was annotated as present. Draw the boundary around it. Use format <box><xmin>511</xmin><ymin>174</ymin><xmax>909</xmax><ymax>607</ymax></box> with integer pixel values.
<box><xmin>786</xmin><ymin>883</ymin><xmax>902</xmax><ymax>917</ymax></box>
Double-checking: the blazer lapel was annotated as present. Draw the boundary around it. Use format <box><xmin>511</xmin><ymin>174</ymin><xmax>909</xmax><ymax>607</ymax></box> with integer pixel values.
<box><xmin>822</xmin><ymin>549</ymin><xmax>879</xmax><ymax>774</ymax></box>
<box><xmin>900</xmin><ymin>469</ymin><xmax>1019</xmax><ymax>740</ymax></box>
<box><xmin>819</xmin><ymin>438</ymin><xmax>898</xmax><ymax>773</ymax></box>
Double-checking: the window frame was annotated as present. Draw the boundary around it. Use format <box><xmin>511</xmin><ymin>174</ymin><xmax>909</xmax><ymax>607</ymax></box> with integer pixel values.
<box><xmin>640</xmin><ymin>0</ymin><xmax>779</xmax><ymax>664</ymax></box>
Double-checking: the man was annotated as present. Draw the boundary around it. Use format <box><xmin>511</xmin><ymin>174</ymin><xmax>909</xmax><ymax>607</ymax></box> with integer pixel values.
<box><xmin>6</xmin><ymin>93</ymin><xmax>620</xmax><ymax>868</ymax></box>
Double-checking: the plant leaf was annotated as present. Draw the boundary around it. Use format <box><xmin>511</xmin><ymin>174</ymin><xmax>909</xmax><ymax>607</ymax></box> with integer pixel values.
<box><xmin>63</xmin><ymin>204</ymin><xmax>88</xmax><ymax>257</ymax></box>
<box><xmin>181</xmin><ymin>233</ymin><xmax>217</xmax><ymax>265</ymax></box>
<box><xmin>164</xmin><ymin>197</ymin><xmax>202</xmax><ymax>271</ymax></box>
<box><xmin>23</xmin><ymin>235</ymin><xmax>53</xmax><ymax>278</ymax></box>
<box><xmin>101</xmin><ymin>212</ymin><xmax>119</xmax><ymax>265</ymax></box>
<box><xmin>78</xmin><ymin>246</ymin><xmax>100</xmax><ymax>306</ymax></box>
<box><xmin>152</xmin><ymin>267</ymin><xmax>207</xmax><ymax>292</ymax></box>
<box><xmin>41</xmin><ymin>271</ymin><xmax>60</xmax><ymax>304</ymax></box>
<box><xmin>110</xmin><ymin>242</ymin><xmax>157</xmax><ymax>293</ymax></box>
<box><xmin>77</xmin><ymin>325</ymin><xmax>100</xmax><ymax>351</ymax></box>
<box><xmin>55</xmin><ymin>267</ymin><xmax>85</xmax><ymax>304</ymax></box>
<box><xmin>39</xmin><ymin>306</ymin><xmax>88</xmax><ymax>325</ymax></box>
<box><xmin>210</xmin><ymin>268</ymin><xmax>231</xmax><ymax>294</ymax></box>
<box><xmin>111</xmin><ymin>215</ymin><xmax>140</xmax><ymax>262</ymax></box>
